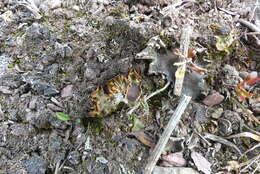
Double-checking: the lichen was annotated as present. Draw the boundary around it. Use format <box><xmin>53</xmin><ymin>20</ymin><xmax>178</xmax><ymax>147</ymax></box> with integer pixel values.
<box><xmin>89</xmin><ymin>69</ymin><xmax>142</xmax><ymax>117</ymax></box>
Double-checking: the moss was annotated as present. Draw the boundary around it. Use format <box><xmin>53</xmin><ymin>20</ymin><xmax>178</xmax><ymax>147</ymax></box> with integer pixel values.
<box><xmin>81</xmin><ymin>117</ymin><xmax>105</xmax><ymax>135</ymax></box>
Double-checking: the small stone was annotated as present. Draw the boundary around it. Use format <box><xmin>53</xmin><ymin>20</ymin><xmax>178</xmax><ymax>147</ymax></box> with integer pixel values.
<box><xmin>55</xmin><ymin>42</ymin><xmax>72</xmax><ymax>58</ymax></box>
<box><xmin>47</xmin><ymin>103</ymin><xmax>63</xmax><ymax>112</ymax></box>
<box><xmin>251</xmin><ymin>102</ymin><xmax>260</xmax><ymax>114</ymax></box>
<box><xmin>29</xmin><ymin>97</ymin><xmax>38</xmax><ymax>110</ymax></box>
<box><xmin>203</xmin><ymin>92</ymin><xmax>224</xmax><ymax>106</ymax></box>
<box><xmin>43</xmin><ymin>87</ymin><xmax>59</xmax><ymax>96</ymax></box>
<box><xmin>84</xmin><ymin>63</ymin><xmax>99</xmax><ymax>80</ymax></box>
<box><xmin>68</xmin><ymin>151</ymin><xmax>81</xmax><ymax>165</ymax></box>
<box><xmin>72</xmin><ymin>5</ymin><xmax>80</xmax><ymax>11</ymax></box>
<box><xmin>61</xmin><ymin>85</ymin><xmax>73</xmax><ymax>98</ymax></box>
<box><xmin>0</xmin><ymin>86</ymin><xmax>12</xmax><ymax>94</ymax></box>
<box><xmin>239</xmin><ymin>71</ymin><xmax>249</xmax><ymax>80</ymax></box>
<box><xmin>50</xmin><ymin>97</ymin><xmax>63</xmax><ymax>107</ymax></box>
<box><xmin>23</xmin><ymin>156</ymin><xmax>47</xmax><ymax>174</ymax></box>
<box><xmin>96</xmin><ymin>156</ymin><xmax>108</xmax><ymax>164</ymax></box>
<box><xmin>161</xmin><ymin>16</ymin><xmax>172</xmax><ymax>28</ymax></box>
<box><xmin>10</xmin><ymin>124</ymin><xmax>35</xmax><ymax>136</ymax></box>
<box><xmin>211</xmin><ymin>108</ymin><xmax>224</xmax><ymax>119</ymax></box>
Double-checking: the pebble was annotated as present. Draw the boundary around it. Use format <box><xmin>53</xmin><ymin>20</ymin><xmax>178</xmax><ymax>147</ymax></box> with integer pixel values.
<box><xmin>47</xmin><ymin>103</ymin><xmax>63</xmax><ymax>111</ymax></box>
<box><xmin>211</xmin><ymin>108</ymin><xmax>224</xmax><ymax>119</ymax></box>
<box><xmin>29</xmin><ymin>96</ymin><xmax>38</xmax><ymax>110</ymax></box>
<box><xmin>61</xmin><ymin>85</ymin><xmax>73</xmax><ymax>98</ymax></box>
<box><xmin>68</xmin><ymin>151</ymin><xmax>81</xmax><ymax>165</ymax></box>
<box><xmin>203</xmin><ymin>92</ymin><xmax>224</xmax><ymax>106</ymax></box>
<box><xmin>23</xmin><ymin>156</ymin><xmax>47</xmax><ymax>174</ymax></box>
<box><xmin>0</xmin><ymin>86</ymin><xmax>12</xmax><ymax>94</ymax></box>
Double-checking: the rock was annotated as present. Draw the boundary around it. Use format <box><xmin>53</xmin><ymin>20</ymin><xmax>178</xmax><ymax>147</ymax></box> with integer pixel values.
<box><xmin>84</xmin><ymin>63</ymin><xmax>100</xmax><ymax>80</ymax></box>
<box><xmin>203</xmin><ymin>92</ymin><xmax>224</xmax><ymax>106</ymax></box>
<box><xmin>211</xmin><ymin>108</ymin><xmax>224</xmax><ymax>119</ymax></box>
<box><xmin>54</xmin><ymin>42</ymin><xmax>72</xmax><ymax>58</ymax></box>
<box><xmin>0</xmin><ymin>54</ymin><xmax>13</xmax><ymax>75</ymax></box>
<box><xmin>29</xmin><ymin>96</ymin><xmax>38</xmax><ymax>110</ymax></box>
<box><xmin>251</xmin><ymin>102</ymin><xmax>260</xmax><ymax>114</ymax></box>
<box><xmin>68</xmin><ymin>151</ymin><xmax>81</xmax><ymax>165</ymax></box>
<box><xmin>0</xmin><ymin>86</ymin><xmax>12</xmax><ymax>94</ymax></box>
<box><xmin>96</xmin><ymin>156</ymin><xmax>108</xmax><ymax>164</ymax></box>
<box><xmin>23</xmin><ymin>156</ymin><xmax>47</xmax><ymax>174</ymax></box>
<box><xmin>10</xmin><ymin>124</ymin><xmax>35</xmax><ymax>136</ymax></box>
<box><xmin>222</xmin><ymin>65</ymin><xmax>241</xmax><ymax>86</ymax></box>
<box><xmin>25</xmin><ymin>23</ymin><xmax>50</xmax><ymax>42</ymax></box>
<box><xmin>161</xmin><ymin>16</ymin><xmax>172</xmax><ymax>28</ymax></box>
<box><xmin>61</xmin><ymin>85</ymin><xmax>73</xmax><ymax>98</ymax></box>
<box><xmin>31</xmin><ymin>80</ymin><xmax>59</xmax><ymax>96</ymax></box>
<box><xmin>47</xmin><ymin>103</ymin><xmax>63</xmax><ymax>111</ymax></box>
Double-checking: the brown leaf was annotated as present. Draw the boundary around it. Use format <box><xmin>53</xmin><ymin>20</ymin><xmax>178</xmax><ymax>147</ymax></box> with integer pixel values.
<box><xmin>131</xmin><ymin>131</ymin><xmax>155</xmax><ymax>147</ymax></box>
<box><xmin>191</xmin><ymin>151</ymin><xmax>212</xmax><ymax>174</ymax></box>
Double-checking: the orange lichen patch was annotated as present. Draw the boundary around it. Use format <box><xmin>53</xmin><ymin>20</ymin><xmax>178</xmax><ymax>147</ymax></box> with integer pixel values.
<box><xmin>89</xmin><ymin>69</ymin><xmax>142</xmax><ymax>117</ymax></box>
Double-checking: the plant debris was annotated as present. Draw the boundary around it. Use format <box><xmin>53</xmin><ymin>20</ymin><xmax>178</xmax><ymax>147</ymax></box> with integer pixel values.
<box><xmin>191</xmin><ymin>151</ymin><xmax>212</xmax><ymax>174</ymax></box>
<box><xmin>89</xmin><ymin>69</ymin><xmax>142</xmax><ymax>117</ymax></box>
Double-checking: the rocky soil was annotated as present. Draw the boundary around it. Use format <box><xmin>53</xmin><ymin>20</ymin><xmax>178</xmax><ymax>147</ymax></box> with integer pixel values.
<box><xmin>0</xmin><ymin>0</ymin><xmax>259</xmax><ymax>174</ymax></box>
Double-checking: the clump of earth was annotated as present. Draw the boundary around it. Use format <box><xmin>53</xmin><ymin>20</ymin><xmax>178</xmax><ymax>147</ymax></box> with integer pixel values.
<box><xmin>0</xmin><ymin>0</ymin><xmax>259</xmax><ymax>174</ymax></box>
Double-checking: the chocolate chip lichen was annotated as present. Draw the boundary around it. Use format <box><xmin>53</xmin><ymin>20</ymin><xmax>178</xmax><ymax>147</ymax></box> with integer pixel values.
<box><xmin>89</xmin><ymin>69</ymin><xmax>142</xmax><ymax>117</ymax></box>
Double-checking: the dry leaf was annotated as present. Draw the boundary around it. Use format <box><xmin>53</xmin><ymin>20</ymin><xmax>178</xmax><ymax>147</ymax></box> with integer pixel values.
<box><xmin>131</xmin><ymin>131</ymin><xmax>155</xmax><ymax>147</ymax></box>
<box><xmin>161</xmin><ymin>152</ymin><xmax>187</xmax><ymax>167</ymax></box>
<box><xmin>191</xmin><ymin>151</ymin><xmax>212</xmax><ymax>174</ymax></box>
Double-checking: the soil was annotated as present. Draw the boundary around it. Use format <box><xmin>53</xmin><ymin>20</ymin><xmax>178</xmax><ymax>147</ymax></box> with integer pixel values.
<box><xmin>0</xmin><ymin>0</ymin><xmax>259</xmax><ymax>174</ymax></box>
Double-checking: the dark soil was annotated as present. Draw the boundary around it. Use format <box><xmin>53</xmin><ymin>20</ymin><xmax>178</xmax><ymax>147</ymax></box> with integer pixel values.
<box><xmin>0</xmin><ymin>0</ymin><xmax>259</xmax><ymax>174</ymax></box>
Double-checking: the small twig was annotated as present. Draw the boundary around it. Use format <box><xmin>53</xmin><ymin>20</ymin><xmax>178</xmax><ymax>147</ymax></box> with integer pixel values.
<box><xmin>127</xmin><ymin>81</ymin><xmax>170</xmax><ymax>115</ymax></box>
<box><xmin>246</xmin><ymin>32</ymin><xmax>260</xmax><ymax>35</ymax></box>
<box><xmin>145</xmin><ymin>81</ymin><xmax>171</xmax><ymax>101</ymax></box>
<box><xmin>54</xmin><ymin>162</ymin><xmax>60</xmax><ymax>174</ymax></box>
<box><xmin>252</xmin><ymin>162</ymin><xmax>260</xmax><ymax>174</ymax></box>
<box><xmin>241</xmin><ymin>143</ymin><xmax>260</xmax><ymax>158</ymax></box>
<box><xmin>239</xmin><ymin>154</ymin><xmax>260</xmax><ymax>174</ymax></box>
<box><xmin>144</xmin><ymin>95</ymin><xmax>192</xmax><ymax>174</ymax></box>
<box><xmin>203</xmin><ymin>133</ymin><xmax>242</xmax><ymax>156</ymax></box>
<box><xmin>238</xmin><ymin>19</ymin><xmax>260</xmax><ymax>33</ymax></box>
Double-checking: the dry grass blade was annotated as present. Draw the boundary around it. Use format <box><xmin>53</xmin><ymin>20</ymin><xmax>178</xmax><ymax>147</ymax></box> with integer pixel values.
<box><xmin>203</xmin><ymin>133</ymin><xmax>242</xmax><ymax>156</ymax></box>
<box><xmin>227</xmin><ymin>132</ymin><xmax>260</xmax><ymax>142</ymax></box>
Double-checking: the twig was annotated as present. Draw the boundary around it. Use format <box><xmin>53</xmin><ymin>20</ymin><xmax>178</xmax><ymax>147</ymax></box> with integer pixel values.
<box><xmin>241</xmin><ymin>143</ymin><xmax>260</xmax><ymax>158</ymax></box>
<box><xmin>127</xmin><ymin>81</ymin><xmax>170</xmax><ymax>115</ymax></box>
<box><xmin>145</xmin><ymin>81</ymin><xmax>171</xmax><ymax>101</ymax></box>
<box><xmin>238</xmin><ymin>19</ymin><xmax>260</xmax><ymax>33</ymax></box>
<box><xmin>203</xmin><ymin>133</ymin><xmax>242</xmax><ymax>156</ymax></box>
<box><xmin>144</xmin><ymin>95</ymin><xmax>192</xmax><ymax>174</ymax></box>
<box><xmin>239</xmin><ymin>154</ymin><xmax>260</xmax><ymax>174</ymax></box>
<box><xmin>174</xmin><ymin>25</ymin><xmax>193</xmax><ymax>96</ymax></box>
